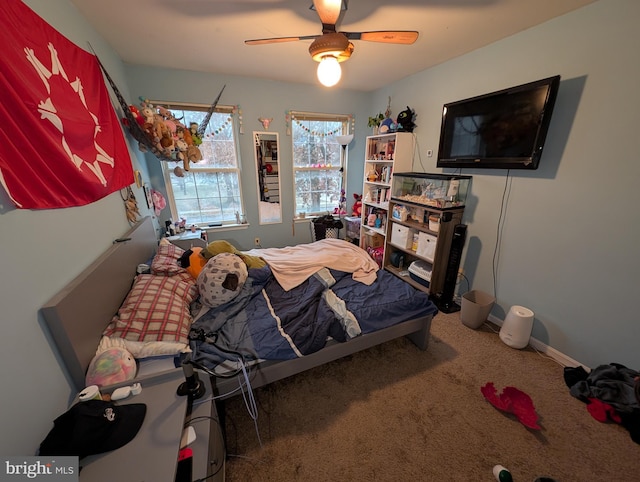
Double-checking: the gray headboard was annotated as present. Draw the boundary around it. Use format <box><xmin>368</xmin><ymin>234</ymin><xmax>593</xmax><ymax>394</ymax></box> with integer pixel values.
<box><xmin>41</xmin><ymin>216</ymin><xmax>158</xmax><ymax>392</ymax></box>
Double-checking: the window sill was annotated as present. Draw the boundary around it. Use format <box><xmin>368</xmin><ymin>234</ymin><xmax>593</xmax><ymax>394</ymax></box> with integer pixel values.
<box><xmin>203</xmin><ymin>223</ymin><xmax>250</xmax><ymax>232</ymax></box>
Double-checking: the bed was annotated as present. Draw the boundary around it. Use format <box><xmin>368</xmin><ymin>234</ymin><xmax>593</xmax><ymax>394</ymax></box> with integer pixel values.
<box><xmin>41</xmin><ymin>216</ymin><xmax>437</xmax><ymax>398</ymax></box>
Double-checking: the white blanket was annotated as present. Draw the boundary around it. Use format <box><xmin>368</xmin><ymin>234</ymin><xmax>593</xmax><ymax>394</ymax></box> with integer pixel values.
<box><xmin>245</xmin><ymin>238</ymin><xmax>379</xmax><ymax>291</ymax></box>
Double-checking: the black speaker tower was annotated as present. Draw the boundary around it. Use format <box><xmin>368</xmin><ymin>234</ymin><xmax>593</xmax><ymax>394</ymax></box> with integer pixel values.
<box><xmin>435</xmin><ymin>224</ymin><xmax>467</xmax><ymax>313</ymax></box>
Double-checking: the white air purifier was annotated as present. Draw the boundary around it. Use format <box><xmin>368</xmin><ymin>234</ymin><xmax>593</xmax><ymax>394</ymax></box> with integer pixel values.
<box><xmin>499</xmin><ymin>305</ymin><xmax>534</xmax><ymax>349</ymax></box>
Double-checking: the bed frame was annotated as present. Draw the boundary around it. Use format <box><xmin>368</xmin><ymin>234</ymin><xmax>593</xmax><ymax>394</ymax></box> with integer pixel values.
<box><xmin>41</xmin><ymin>216</ymin><xmax>434</xmax><ymax>395</ymax></box>
<box><xmin>41</xmin><ymin>217</ymin><xmax>159</xmax><ymax>392</ymax></box>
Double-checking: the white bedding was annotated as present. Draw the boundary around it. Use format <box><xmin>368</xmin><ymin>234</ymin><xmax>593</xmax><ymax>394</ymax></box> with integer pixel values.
<box><xmin>245</xmin><ymin>238</ymin><xmax>379</xmax><ymax>291</ymax></box>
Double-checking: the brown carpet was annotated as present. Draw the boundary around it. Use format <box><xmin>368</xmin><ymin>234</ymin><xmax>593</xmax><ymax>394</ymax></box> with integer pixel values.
<box><xmin>221</xmin><ymin>311</ymin><xmax>640</xmax><ymax>481</ymax></box>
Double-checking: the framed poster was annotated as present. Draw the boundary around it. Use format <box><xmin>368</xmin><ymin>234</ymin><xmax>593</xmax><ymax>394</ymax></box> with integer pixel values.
<box><xmin>143</xmin><ymin>184</ymin><xmax>153</xmax><ymax>210</ymax></box>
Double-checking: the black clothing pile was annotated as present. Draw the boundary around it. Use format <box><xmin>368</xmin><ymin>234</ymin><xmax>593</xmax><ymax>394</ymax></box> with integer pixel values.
<box><xmin>564</xmin><ymin>363</ymin><xmax>640</xmax><ymax>443</ymax></box>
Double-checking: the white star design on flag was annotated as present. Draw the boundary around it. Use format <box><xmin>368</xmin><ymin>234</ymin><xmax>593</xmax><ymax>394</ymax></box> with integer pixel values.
<box><xmin>24</xmin><ymin>42</ymin><xmax>114</xmax><ymax>186</ymax></box>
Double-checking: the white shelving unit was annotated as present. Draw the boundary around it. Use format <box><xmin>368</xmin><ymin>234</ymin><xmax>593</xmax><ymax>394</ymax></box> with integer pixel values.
<box><xmin>359</xmin><ymin>132</ymin><xmax>415</xmax><ymax>261</ymax></box>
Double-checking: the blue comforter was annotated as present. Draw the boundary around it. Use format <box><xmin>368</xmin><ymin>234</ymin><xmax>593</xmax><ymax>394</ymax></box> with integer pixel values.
<box><xmin>188</xmin><ymin>265</ymin><xmax>437</xmax><ymax>369</ymax></box>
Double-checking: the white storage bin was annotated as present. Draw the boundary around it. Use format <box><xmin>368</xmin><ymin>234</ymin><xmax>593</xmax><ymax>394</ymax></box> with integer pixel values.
<box><xmin>390</xmin><ymin>224</ymin><xmax>413</xmax><ymax>249</ymax></box>
<box><xmin>416</xmin><ymin>231</ymin><xmax>437</xmax><ymax>261</ymax></box>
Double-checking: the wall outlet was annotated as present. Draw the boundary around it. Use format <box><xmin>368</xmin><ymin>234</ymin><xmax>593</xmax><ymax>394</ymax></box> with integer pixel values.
<box><xmin>254</xmin><ymin>237</ymin><xmax>261</xmax><ymax>246</ymax></box>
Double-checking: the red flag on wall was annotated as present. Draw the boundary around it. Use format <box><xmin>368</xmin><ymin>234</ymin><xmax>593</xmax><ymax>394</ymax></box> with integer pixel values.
<box><xmin>0</xmin><ymin>0</ymin><xmax>133</xmax><ymax>209</ymax></box>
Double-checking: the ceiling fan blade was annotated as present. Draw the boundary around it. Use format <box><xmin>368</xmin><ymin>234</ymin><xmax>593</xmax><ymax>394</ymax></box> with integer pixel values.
<box><xmin>343</xmin><ymin>31</ymin><xmax>419</xmax><ymax>45</ymax></box>
<box><xmin>245</xmin><ymin>35</ymin><xmax>320</xmax><ymax>46</ymax></box>
<box><xmin>313</xmin><ymin>0</ymin><xmax>342</xmax><ymax>27</ymax></box>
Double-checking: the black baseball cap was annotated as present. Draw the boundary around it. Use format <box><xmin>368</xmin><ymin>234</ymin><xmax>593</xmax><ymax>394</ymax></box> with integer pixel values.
<box><xmin>39</xmin><ymin>400</ymin><xmax>147</xmax><ymax>459</ymax></box>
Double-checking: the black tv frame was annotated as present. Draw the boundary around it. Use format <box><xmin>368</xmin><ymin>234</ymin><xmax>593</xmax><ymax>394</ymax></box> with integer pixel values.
<box><xmin>436</xmin><ymin>75</ymin><xmax>561</xmax><ymax>170</ymax></box>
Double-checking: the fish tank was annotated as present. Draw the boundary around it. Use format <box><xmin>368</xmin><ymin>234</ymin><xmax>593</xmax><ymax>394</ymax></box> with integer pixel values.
<box><xmin>391</xmin><ymin>172</ymin><xmax>471</xmax><ymax>209</ymax></box>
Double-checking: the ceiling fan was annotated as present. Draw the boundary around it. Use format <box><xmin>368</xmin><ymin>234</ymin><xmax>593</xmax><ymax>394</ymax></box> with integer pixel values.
<box><xmin>244</xmin><ymin>0</ymin><xmax>419</xmax><ymax>87</ymax></box>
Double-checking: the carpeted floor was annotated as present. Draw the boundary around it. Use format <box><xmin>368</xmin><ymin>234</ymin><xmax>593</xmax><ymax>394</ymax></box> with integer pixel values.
<box><xmin>220</xmin><ymin>311</ymin><xmax>640</xmax><ymax>481</ymax></box>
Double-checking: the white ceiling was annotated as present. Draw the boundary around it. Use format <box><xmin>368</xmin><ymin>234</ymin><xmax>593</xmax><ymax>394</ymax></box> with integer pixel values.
<box><xmin>70</xmin><ymin>0</ymin><xmax>596</xmax><ymax>92</ymax></box>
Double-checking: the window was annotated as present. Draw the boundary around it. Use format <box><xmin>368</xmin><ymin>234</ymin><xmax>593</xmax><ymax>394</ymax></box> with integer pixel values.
<box><xmin>291</xmin><ymin>112</ymin><xmax>351</xmax><ymax>217</ymax></box>
<box><xmin>160</xmin><ymin>104</ymin><xmax>243</xmax><ymax>226</ymax></box>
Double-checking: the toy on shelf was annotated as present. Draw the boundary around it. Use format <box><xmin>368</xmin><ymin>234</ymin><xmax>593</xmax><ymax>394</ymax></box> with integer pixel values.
<box><xmin>396</xmin><ymin>106</ymin><xmax>417</xmax><ymax>133</ymax></box>
<box><xmin>333</xmin><ymin>189</ymin><xmax>347</xmax><ymax>215</ymax></box>
<box><xmin>351</xmin><ymin>193</ymin><xmax>362</xmax><ymax>217</ymax></box>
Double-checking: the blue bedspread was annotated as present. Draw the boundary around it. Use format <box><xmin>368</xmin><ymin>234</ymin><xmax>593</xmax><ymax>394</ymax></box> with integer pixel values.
<box><xmin>188</xmin><ymin>265</ymin><xmax>437</xmax><ymax>369</ymax></box>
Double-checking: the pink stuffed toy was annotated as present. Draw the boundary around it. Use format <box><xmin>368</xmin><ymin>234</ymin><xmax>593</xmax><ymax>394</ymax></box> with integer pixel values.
<box><xmin>352</xmin><ymin>193</ymin><xmax>362</xmax><ymax>217</ymax></box>
<box><xmin>85</xmin><ymin>347</ymin><xmax>137</xmax><ymax>388</ymax></box>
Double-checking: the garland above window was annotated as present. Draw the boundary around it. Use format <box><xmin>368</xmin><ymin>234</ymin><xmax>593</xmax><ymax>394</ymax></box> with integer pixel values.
<box><xmin>203</xmin><ymin>114</ymin><xmax>234</xmax><ymax>138</ymax></box>
<box><xmin>285</xmin><ymin>111</ymin><xmax>354</xmax><ymax>136</ymax></box>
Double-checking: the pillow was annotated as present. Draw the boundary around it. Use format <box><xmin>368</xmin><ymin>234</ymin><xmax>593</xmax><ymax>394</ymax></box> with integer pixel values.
<box><xmin>103</xmin><ymin>274</ymin><xmax>198</xmax><ymax>358</ymax></box>
<box><xmin>197</xmin><ymin>253</ymin><xmax>248</xmax><ymax>308</ymax></box>
<box><xmin>151</xmin><ymin>239</ymin><xmax>187</xmax><ymax>276</ymax></box>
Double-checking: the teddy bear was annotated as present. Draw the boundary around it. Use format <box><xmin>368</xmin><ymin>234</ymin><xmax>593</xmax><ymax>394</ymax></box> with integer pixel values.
<box><xmin>185</xmin><ymin>145</ymin><xmax>202</xmax><ymax>167</ymax></box>
<box><xmin>140</xmin><ymin>106</ymin><xmax>155</xmax><ymax>124</ymax></box>
<box><xmin>175</xmin><ymin>139</ymin><xmax>188</xmax><ymax>161</ymax></box>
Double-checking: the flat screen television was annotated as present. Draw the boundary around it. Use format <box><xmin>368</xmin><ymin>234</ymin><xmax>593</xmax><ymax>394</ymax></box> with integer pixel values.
<box><xmin>436</xmin><ymin>75</ymin><xmax>561</xmax><ymax>170</ymax></box>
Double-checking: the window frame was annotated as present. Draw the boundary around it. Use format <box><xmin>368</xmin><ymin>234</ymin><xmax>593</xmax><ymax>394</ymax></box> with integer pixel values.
<box><xmin>156</xmin><ymin>101</ymin><xmax>244</xmax><ymax>227</ymax></box>
<box><xmin>290</xmin><ymin>111</ymin><xmax>352</xmax><ymax>218</ymax></box>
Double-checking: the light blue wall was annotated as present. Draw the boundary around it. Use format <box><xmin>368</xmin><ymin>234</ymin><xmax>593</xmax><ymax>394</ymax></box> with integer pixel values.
<box><xmin>2</xmin><ymin>0</ymin><xmax>637</xmax><ymax>457</ymax></box>
<box><xmin>371</xmin><ymin>0</ymin><xmax>640</xmax><ymax>369</ymax></box>
<box><xmin>0</xmin><ymin>0</ymin><xmax>155</xmax><ymax>456</ymax></box>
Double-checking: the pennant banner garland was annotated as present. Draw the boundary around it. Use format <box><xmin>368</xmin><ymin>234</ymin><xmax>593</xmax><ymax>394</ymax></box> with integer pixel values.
<box><xmin>0</xmin><ymin>0</ymin><xmax>133</xmax><ymax>209</ymax></box>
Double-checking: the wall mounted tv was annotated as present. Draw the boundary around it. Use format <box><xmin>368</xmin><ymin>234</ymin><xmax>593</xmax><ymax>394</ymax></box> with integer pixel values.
<box><xmin>437</xmin><ymin>75</ymin><xmax>561</xmax><ymax>170</ymax></box>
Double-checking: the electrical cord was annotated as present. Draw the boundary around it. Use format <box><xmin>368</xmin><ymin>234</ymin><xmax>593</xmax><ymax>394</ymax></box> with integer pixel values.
<box><xmin>188</xmin><ymin>328</ymin><xmax>252</xmax><ymax>379</ymax></box>
<box><xmin>187</xmin><ymin>334</ymin><xmax>263</xmax><ymax>403</ymax></box>
<box><xmin>456</xmin><ymin>272</ymin><xmax>470</xmax><ymax>302</ymax></box>
<box><xmin>492</xmin><ymin>170</ymin><xmax>512</xmax><ymax>299</ymax></box>
<box><xmin>188</xmin><ymin>350</ymin><xmax>263</xmax><ymax>449</ymax></box>
<box><xmin>413</xmin><ymin>133</ymin><xmax>427</xmax><ymax>171</ymax></box>
<box><xmin>239</xmin><ymin>359</ymin><xmax>263</xmax><ymax>448</ymax></box>
<box><xmin>483</xmin><ymin>318</ymin><xmax>565</xmax><ymax>366</ymax></box>
<box><xmin>184</xmin><ymin>415</ymin><xmax>220</xmax><ymax>428</ymax></box>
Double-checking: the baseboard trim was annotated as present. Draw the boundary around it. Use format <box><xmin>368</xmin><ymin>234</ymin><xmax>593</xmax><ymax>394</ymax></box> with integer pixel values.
<box><xmin>487</xmin><ymin>314</ymin><xmax>589</xmax><ymax>371</ymax></box>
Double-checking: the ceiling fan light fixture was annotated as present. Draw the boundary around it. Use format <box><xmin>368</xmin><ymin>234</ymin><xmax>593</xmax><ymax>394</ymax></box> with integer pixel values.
<box><xmin>317</xmin><ymin>56</ymin><xmax>341</xmax><ymax>87</ymax></box>
<box><xmin>309</xmin><ymin>32</ymin><xmax>350</xmax><ymax>62</ymax></box>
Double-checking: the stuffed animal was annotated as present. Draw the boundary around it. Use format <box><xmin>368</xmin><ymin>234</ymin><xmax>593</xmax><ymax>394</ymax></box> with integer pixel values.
<box><xmin>333</xmin><ymin>189</ymin><xmax>347</xmax><ymax>215</ymax></box>
<box><xmin>182</xmin><ymin>145</ymin><xmax>203</xmax><ymax>171</ymax></box>
<box><xmin>123</xmin><ymin>105</ymin><xmax>144</xmax><ymax>127</ymax></box>
<box><xmin>202</xmin><ymin>240</ymin><xmax>266</xmax><ymax>268</ymax></box>
<box><xmin>175</xmin><ymin>139</ymin><xmax>188</xmax><ymax>162</ymax></box>
<box><xmin>85</xmin><ymin>347</ymin><xmax>137</xmax><ymax>388</ymax></box>
<box><xmin>379</xmin><ymin>117</ymin><xmax>396</xmax><ymax>134</ymax></box>
<box><xmin>178</xmin><ymin>246</ymin><xmax>208</xmax><ymax>279</ymax></box>
<box><xmin>197</xmin><ymin>253</ymin><xmax>249</xmax><ymax>308</ymax></box>
<box><xmin>141</xmin><ymin>106</ymin><xmax>155</xmax><ymax>124</ymax></box>
<box><xmin>189</xmin><ymin>122</ymin><xmax>203</xmax><ymax>146</ymax></box>
<box><xmin>396</xmin><ymin>106</ymin><xmax>417</xmax><ymax>132</ymax></box>
<box><xmin>352</xmin><ymin>193</ymin><xmax>362</xmax><ymax>217</ymax></box>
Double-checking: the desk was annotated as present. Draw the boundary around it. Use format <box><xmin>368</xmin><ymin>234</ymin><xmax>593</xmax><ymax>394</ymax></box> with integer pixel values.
<box><xmin>79</xmin><ymin>369</ymin><xmax>224</xmax><ymax>481</ymax></box>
